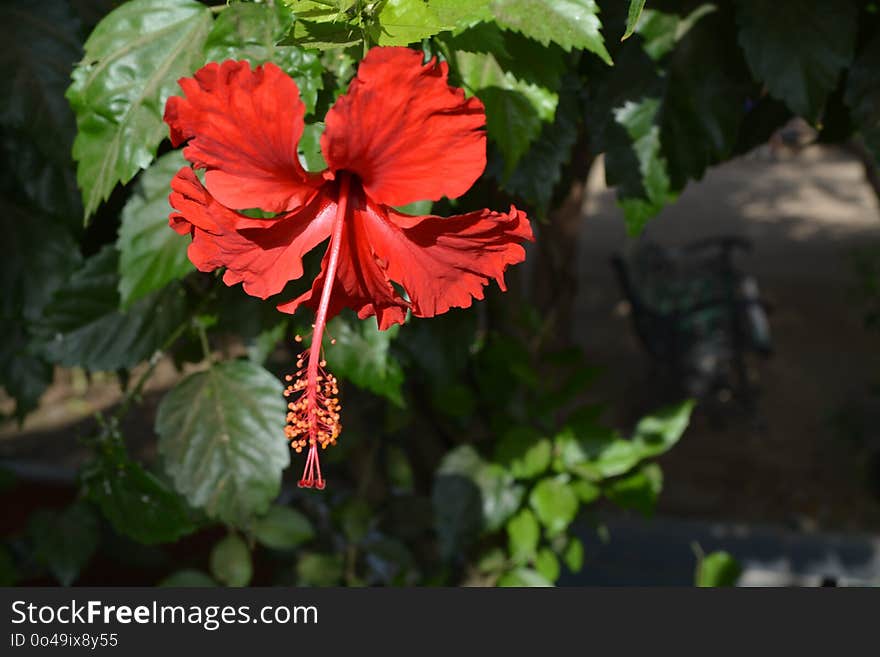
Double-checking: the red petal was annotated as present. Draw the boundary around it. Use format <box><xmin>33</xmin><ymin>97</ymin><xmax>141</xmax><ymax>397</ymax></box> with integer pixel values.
<box><xmin>365</xmin><ymin>201</ymin><xmax>534</xmax><ymax>318</ymax></box>
<box><xmin>164</xmin><ymin>60</ymin><xmax>319</xmax><ymax>213</ymax></box>
<box><xmin>277</xmin><ymin>199</ymin><xmax>410</xmax><ymax>330</ymax></box>
<box><xmin>169</xmin><ymin>168</ymin><xmax>334</xmax><ymax>299</ymax></box>
<box><xmin>321</xmin><ymin>47</ymin><xmax>486</xmax><ymax>208</ymax></box>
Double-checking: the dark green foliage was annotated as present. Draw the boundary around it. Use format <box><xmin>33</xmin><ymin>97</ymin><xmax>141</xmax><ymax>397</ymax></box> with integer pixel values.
<box><xmin>3</xmin><ymin>0</ymin><xmax>879</xmax><ymax>588</ymax></box>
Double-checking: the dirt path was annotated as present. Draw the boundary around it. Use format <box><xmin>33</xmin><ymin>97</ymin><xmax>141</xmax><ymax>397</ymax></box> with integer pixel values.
<box><xmin>574</xmin><ymin>144</ymin><xmax>880</xmax><ymax>531</ymax></box>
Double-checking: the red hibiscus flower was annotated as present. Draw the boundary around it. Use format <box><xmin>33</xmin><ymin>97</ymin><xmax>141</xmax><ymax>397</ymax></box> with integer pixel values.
<box><xmin>164</xmin><ymin>46</ymin><xmax>533</xmax><ymax>489</ymax></box>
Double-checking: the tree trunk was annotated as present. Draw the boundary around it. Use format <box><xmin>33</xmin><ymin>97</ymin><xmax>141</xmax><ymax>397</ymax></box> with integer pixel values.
<box><xmin>530</xmin><ymin>140</ymin><xmax>595</xmax><ymax>347</ymax></box>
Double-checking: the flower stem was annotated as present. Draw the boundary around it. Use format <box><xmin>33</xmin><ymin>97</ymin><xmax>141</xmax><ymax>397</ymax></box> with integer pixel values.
<box><xmin>308</xmin><ymin>171</ymin><xmax>349</xmax><ymax>384</ymax></box>
<box><xmin>298</xmin><ymin>172</ymin><xmax>349</xmax><ymax>488</ymax></box>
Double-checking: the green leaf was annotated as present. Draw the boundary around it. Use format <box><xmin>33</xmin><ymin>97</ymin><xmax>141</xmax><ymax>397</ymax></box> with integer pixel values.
<box><xmin>534</xmin><ymin>548</ymin><xmax>560</xmax><ymax>582</ymax></box>
<box><xmin>210</xmin><ymin>534</ymin><xmax>253</xmax><ymax>587</ymax></box>
<box><xmin>117</xmin><ymin>151</ymin><xmax>194</xmax><ymax>308</ymax></box>
<box><xmin>66</xmin><ymin>0</ymin><xmax>213</xmax><ymax>219</ymax></box>
<box><xmin>395</xmin><ymin>199</ymin><xmax>434</xmax><ymax>216</ymax></box>
<box><xmin>660</xmin><ymin>10</ymin><xmax>752</xmax><ymax>188</ymax></box>
<box><xmin>490</xmin><ymin>0</ymin><xmax>611</xmax><ymax>63</ymax></box>
<box><xmin>635</xmin><ymin>4</ymin><xmax>717</xmax><ymax>61</ymax></box>
<box><xmin>158</xmin><ymin>569</ymin><xmax>216</xmax><ymax>587</ymax></box>
<box><xmin>386</xmin><ymin>445</ymin><xmax>415</xmax><ymax>492</ymax></box>
<box><xmin>572</xmin><ymin>479</ymin><xmax>601</xmax><ymax>504</ymax></box>
<box><xmin>506</xmin><ymin>508</ymin><xmax>540</xmax><ymax>564</ymax></box>
<box><xmin>455</xmin><ymin>49</ymin><xmax>557</xmax><ymax>174</ymax></box>
<box><xmin>299</xmin><ymin>122</ymin><xmax>328</xmax><ymax>171</ymax></box>
<box><xmin>283</xmin><ymin>19</ymin><xmax>362</xmax><ymax>50</ymax></box>
<box><xmin>553</xmin><ymin>420</ymin><xmax>636</xmax><ymax>480</ymax></box>
<box><xmin>247</xmin><ymin>320</ymin><xmax>289</xmax><ymax>365</ymax></box>
<box><xmin>327</xmin><ymin>315</ymin><xmax>404</xmax><ymax>406</ymax></box>
<box><xmin>251</xmin><ymin>505</ymin><xmax>315</xmax><ymax>550</ymax></box>
<box><xmin>446</xmin><ymin>22</ymin><xmax>567</xmax><ymax>92</ymax></box>
<box><xmin>0</xmin><ymin>0</ymin><xmax>82</xmax><ymax>219</ymax></box>
<box><xmin>481</xmin><ymin>87</ymin><xmax>545</xmax><ymax>176</ymax></box>
<box><xmin>429</xmin><ymin>0</ymin><xmax>493</xmax><ymax>27</ymax></box>
<box><xmin>604</xmin><ymin>462</ymin><xmax>663</xmax><ymax>516</ymax></box>
<box><xmin>433</xmin><ymin>445</ymin><xmax>524</xmax><ymax>557</ymax></box>
<box><xmin>375</xmin><ymin>0</ymin><xmax>447</xmax><ymax>46</ymax></box>
<box><xmin>622</xmin><ymin>0</ymin><xmax>646</xmax><ymax>41</ymax></box>
<box><xmin>695</xmin><ymin>550</ymin><xmax>742</xmax><ymax>587</ymax></box>
<box><xmin>38</xmin><ymin>246</ymin><xmax>189</xmax><ymax>371</ymax></box>
<box><xmin>453</xmin><ymin>48</ymin><xmax>559</xmax><ymax>121</ymax></box>
<box><xmin>562</xmin><ymin>536</ymin><xmax>584</xmax><ymax>572</ymax></box>
<box><xmin>81</xmin><ymin>437</ymin><xmax>197</xmax><ymax>545</ymax></box>
<box><xmin>494</xmin><ymin>75</ymin><xmax>580</xmax><ymax>213</ymax></box>
<box><xmin>369</xmin><ymin>0</ymin><xmax>494</xmax><ymax>46</ymax></box>
<box><xmin>613</xmin><ymin>97</ymin><xmax>676</xmax><ymax>235</ymax></box>
<box><xmin>477</xmin><ymin>547</ymin><xmax>507</xmax><ymax>574</ymax></box>
<box><xmin>28</xmin><ymin>503</ymin><xmax>99</xmax><ymax>586</ymax></box>
<box><xmin>204</xmin><ymin>2</ymin><xmax>323</xmax><ymax>113</ymax></box>
<box><xmin>529</xmin><ymin>476</ymin><xmax>578</xmax><ymax>536</ymax></box>
<box><xmin>156</xmin><ymin>360</ymin><xmax>289</xmax><ymax>527</ymax></box>
<box><xmin>845</xmin><ymin>35</ymin><xmax>880</xmax><ymax>160</ymax></box>
<box><xmin>497</xmin><ymin>567</ymin><xmax>553</xmax><ymax>587</ymax></box>
<box><xmin>297</xmin><ymin>552</ymin><xmax>344</xmax><ymax>586</ymax></box>
<box><xmin>494</xmin><ymin>426</ymin><xmax>552</xmax><ymax>480</ymax></box>
<box><xmin>585</xmin><ymin>38</ymin><xmax>673</xmax><ymax>234</ymax></box>
<box><xmin>283</xmin><ymin>0</ymin><xmax>352</xmax><ymax>22</ymax></box>
<box><xmin>2</xmin><ymin>201</ymin><xmax>81</xmax><ymax>323</ymax></box>
<box><xmin>1</xmin><ymin>199</ymin><xmax>80</xmax><ymax>419</ymax></box>
<box><xmin>735</xmin><ymin>0</ymin><xmax>857</xmax><ymax>120</ymax></box>
<box><xmin>554</xmin><ymin>401</ymin><xmax>691</xmax><ymax>480</ymax></box>
<box><xmin>631</xmin><ymin>400</ymin><xmax>694</xmax><ymax>459</ymax></box>
<box><xmin>337</xmin><ymin>499</ymin><xmax>373</xmax><ymax>544</ymax></box>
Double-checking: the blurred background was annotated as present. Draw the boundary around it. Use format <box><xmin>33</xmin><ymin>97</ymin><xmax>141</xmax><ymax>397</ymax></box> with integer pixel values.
<box><xmin>3</xmin><ymin>0</ymin><xmax>880</xmax><ymax>587</ymax></box>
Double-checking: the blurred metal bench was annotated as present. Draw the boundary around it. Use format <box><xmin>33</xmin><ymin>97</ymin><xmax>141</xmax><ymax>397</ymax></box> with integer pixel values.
<box><xmin>612</xmin><ymin>236</ymin><xmax>772</xmax><ymax>403</ymax></box>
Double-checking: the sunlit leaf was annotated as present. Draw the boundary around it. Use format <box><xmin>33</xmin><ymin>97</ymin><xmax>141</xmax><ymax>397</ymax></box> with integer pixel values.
<box><xmin>534</xmin><ymin>548</ymin><xmax>560</xmax><ymax>582</ymax></box>
<box><xmin>497</xmin><ymin>567</ymin><xmax>553</xmax><ymax>587</ymax></box>
<box><xmin>490</xmin><ymin>0</ymin><xmax>611</xmax><ymax>63</ymax></box>
<box><xmin>695</xmin><ymin>550</ymin><xmax>742</xmax><ymax>587</ymax></box>
<box><xmin>562</xmin><ymin>536</ymin><xmax>584</xmax><ymax>572</ymax></box>
<box><xmin>66</xmin><ymin>0</ymin><xmax>212</xmax><ymax>219</ymax></box>
<box><xmin>622</xmin><ymin>0</ymin><xmax>646</xmax><ymax>41</ymax></box>
<box><xmin>506</xmin><ymin>508</ymin><xmax>540</xmax><ymax>564</ymax></box>
<box><xmin>494</xmin><ymin>426</ymin><xmax>552</xmax><ymax>480</ymax></box>
<box><xmin>455</xmin><ymin>49</ymin><xmax>558</xmax><ymax>174</ymax></box>
<box><xmin>604</xmin><ymin>463</ymin><xmax>663</xmax><ymax>516</ymax></box>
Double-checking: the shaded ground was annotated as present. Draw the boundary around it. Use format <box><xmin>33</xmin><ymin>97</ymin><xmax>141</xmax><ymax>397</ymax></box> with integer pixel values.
<box><xmin>565</xmin><ymin>512</ymin><xmax>880</xmax><ymax>586</ymax></box>
<box><xmin>574</xmin><ymin>144</ymin><xmax>880</xmax><ymax>532</ymax></box>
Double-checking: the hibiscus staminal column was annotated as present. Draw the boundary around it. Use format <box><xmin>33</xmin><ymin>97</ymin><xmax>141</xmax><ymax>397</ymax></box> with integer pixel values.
<box><xmin>283</xmin><ymin>174</ymin><xmax>350</xmax><ymax>489</ymax></box>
